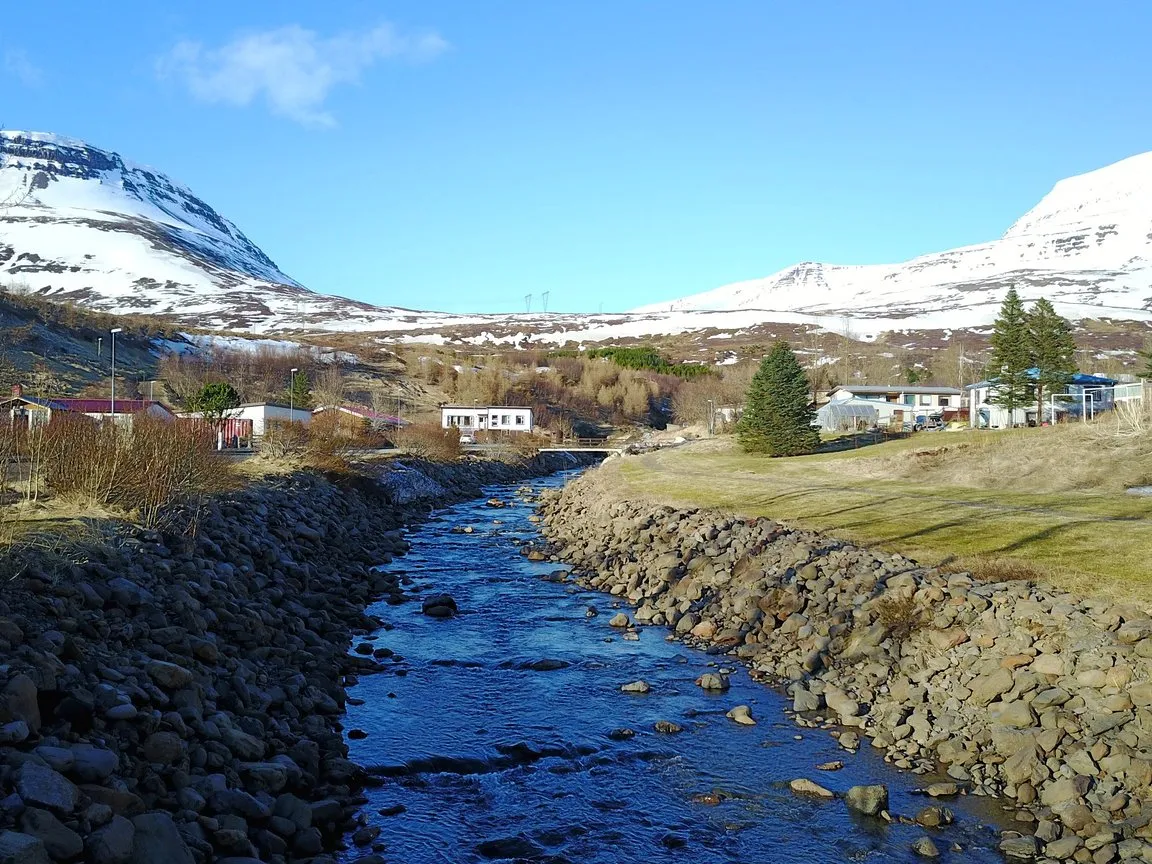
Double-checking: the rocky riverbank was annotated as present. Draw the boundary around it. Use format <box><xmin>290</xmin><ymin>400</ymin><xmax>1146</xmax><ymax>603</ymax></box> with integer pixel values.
<box><xmin>537</xmin><ymin>468</ymin><xmax>1152</xmax><ymax>863</ymax></box>
<box><xmin>0</xmin><ymin>452</ymin><xmax>597</xmax><ymax>864</ymax></box>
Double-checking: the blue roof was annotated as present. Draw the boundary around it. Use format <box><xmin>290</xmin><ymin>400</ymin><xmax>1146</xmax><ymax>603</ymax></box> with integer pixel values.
<box><xmin>967</xmin><ymin>369</ymin><xmax>1116</xmax><ymax>390</ymax></box>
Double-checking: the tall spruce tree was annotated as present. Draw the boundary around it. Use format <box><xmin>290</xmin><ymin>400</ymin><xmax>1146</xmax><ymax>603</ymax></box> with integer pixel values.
<box><xmin>737</xmin><ymin>341</ymin><xmax>820</xmax><ymax>456</ymax></box>
<box><xmin>1027</xmin><ymin>298</ymin><xmax>1076</xmax><ymax>422</ymax></box>
<box><xmin>286</xmin><ymin>370</ymin><xmax>313</xmax><ymax>409</ymax></box>
<box><xmin>987</xmin><ymin>287</ymin><xmax>1033</xmax><ymax>424</ymax></box>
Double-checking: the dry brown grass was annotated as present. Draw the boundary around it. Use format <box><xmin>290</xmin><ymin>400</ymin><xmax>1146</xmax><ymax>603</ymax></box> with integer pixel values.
<box><xmin>853</xmin><ymin>412</ymin><xmax>1152</xmax><ymax>495</ymax></box>
<box><xmin>938</xmin><ymin>557</ymin><xmax>1048</xmax><ymax>584</ymax></box>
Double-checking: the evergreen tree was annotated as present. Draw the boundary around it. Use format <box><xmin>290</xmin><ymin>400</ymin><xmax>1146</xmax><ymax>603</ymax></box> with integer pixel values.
<box><xmin>737</xmin><ymin>341</ymin><xmax>820</xmax><ymax>456</ymax></box>
<box><xmin>1138</xmin><ymin>340</ymin><xmax>1152</xmax><ymax>380</ymax></box>
<box><xmin>987</xmin><ymin>287</ymin><xmax>1033</xmax><ymax>424</ymax></box>
<box><xmin>286</xmin><ymin>370</ymin><xmax>313</xmax><ymax>409</ymax></box>
<box><xmin>1027</xmin><ymin>298</ymin><xmax>1076</xmax><ymax>422</ymax></box>
<box><xmin>188</xmin><ymin>382</ymin><xmax>240</xmax><ymax>425</ymax></box>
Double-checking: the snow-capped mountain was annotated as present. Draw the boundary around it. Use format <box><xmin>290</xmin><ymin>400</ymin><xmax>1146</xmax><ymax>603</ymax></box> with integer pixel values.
<box><xmin>2</xmin><ymin>131</ymin><xmax>1151</xmax><ymax>344</ymax></box>
<box><xmin>632</xmin><ymin>152</ymin><xmax>1152</xmax><ymax>328</ymax></box>
<box><xmin>0</xmin><ymin>131</ymin><xmax>425</xmax><ymax>330</ymax></box>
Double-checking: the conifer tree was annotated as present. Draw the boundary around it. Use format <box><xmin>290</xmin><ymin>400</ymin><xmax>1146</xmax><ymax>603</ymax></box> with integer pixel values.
<box><xmin>286</xmin><ymin>370</ymin><xmax>313</xmax><ymax>409</ymax></box>
<box><xmin>987</xmin><ymin>287</ymin><xmax>1033</xmax><ymax>424</ymax></box>
<box><xmin>737</xmin><ymin>341</ymin><xmax>819</xmax><ymax>456</ymax></box>
<box><xmin>1027</xmin><ymin>298</ymin><xmax>1076</xmax><ymax>422</ymax></box>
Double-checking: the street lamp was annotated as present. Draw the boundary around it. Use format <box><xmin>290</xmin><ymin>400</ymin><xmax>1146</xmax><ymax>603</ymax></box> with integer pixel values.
<box><xmin>110</xmin><ymin>328</ymin><xmax>122</xmax><ymax>422</ymax></box>
<box><xmin>706</xmin><ymin>399</ymin><xmax>715</xmax><ymax>437</ymax></box>
<box><xmin>289</xmin><ymin>367</ymin><xmax>298</xmax><ymax>414</ymax></box>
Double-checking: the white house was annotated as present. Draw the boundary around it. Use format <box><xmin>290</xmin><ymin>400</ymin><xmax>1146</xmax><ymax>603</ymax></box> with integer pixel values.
<box><xmin>232</xmin><ymin>403</ymin><xmax>313</xmax><ymax>436</ymax></box>
<box><xmin>828</xmin><ymin>385</ymin><xmax>964</xmax><ymax>413</ymax></box>
<box><xmin>967</xmin><ymin>370</ymin><xmax>1117</xmax><ymax>428</ymax></box>
<box><xmin>441</xmin><ymin>405</ymin><xmax>534</xmax><ymax>434</ymax></box>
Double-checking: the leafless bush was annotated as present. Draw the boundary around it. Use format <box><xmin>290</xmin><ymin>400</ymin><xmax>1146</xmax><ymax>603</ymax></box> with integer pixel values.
<box><xmin>40</xmin><ymin>415</ymin><xmax>236</xmax><ymax>529</ymax></box>
<box><xmin>392</xmin><ymin>423</ymin><xmax>462</xmax><ymax>462</ymax></box>
<box><xmin>874</xmin><ymin>592</ymin><xmax>924</xmax><ymax>643</ymax></box>
<box><xmin>260</xmin><ymin>420</ymin><xmax>310</xmax><ymax>460</ymax></box>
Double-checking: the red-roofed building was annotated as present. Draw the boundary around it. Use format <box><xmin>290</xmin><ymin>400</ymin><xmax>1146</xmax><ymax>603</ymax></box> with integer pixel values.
<box><xmin>1</xmin><ymin>384</ymin><xmax>175</xmax><ymax>429</ymax></box>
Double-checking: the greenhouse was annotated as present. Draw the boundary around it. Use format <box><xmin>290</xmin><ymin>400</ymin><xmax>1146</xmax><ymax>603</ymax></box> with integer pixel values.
<box><xmin>815</xmin><ymin>398</ymin><xmax>880</xmax><ymax>432</ymax></box>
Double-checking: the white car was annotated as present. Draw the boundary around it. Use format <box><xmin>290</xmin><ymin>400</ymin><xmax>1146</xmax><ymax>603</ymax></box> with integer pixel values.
<box><xmin>459</xmin><ymin>433</ymin><xmax>476</xmax><ymax>445</ymax></box>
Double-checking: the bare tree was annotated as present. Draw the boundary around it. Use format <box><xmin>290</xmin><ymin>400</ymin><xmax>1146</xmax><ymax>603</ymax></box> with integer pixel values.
<box><xmin>313</xmin><ymin>363</ymin><xmax>347</xmax><ymax>409</ymax></box>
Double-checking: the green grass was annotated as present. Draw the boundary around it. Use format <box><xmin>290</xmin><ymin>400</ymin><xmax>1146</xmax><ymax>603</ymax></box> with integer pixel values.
<box><xmin>605</xmin><ymin>433</ymin><xmax>1152</xmax><ymax>603</ymax></box>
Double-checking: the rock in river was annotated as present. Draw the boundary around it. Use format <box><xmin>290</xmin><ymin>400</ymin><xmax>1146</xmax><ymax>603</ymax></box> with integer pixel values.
<box><xmin>422</xmin><ymin>594</ymin><xmax>458</xmax><ymax>618</ymax></box>
<box><xmin>844</xmin><ymin>785</ymin><xmax>889</xmax><ymax>817</ymax></box>
<box><xmin>726</xmin><ymin>705</ymin><xmax>755</xmax><ymax>725</ymax></box>
<box><xmin>789</xmin><ymin>779</ymin><xmax>834</xmax><ymax>798</ymax></box>
<box><xmin>695</xmin><ymin>673</ymin><xmax>730</xmax><ymax>692</ymax></box>
<box><xmin>620</xmin><ymin>680</ymin><xmax>650</xmax><ymax>694</ymax></box>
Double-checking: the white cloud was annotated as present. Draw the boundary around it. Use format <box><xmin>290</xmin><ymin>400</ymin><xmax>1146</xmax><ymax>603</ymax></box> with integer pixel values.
<box><xmin>4</xmin><ymin>49</ymin><xmax>44</xmax><ymax>87</ymax></box>
<box><xmin>158</xmin><ymin>23</ymin><xmax>447</xmax><ymax>127</ymax></box>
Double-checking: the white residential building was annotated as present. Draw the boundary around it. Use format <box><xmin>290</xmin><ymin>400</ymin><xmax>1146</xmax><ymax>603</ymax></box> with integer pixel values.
<box><xmin>231</xmin><ymin>403</ymin><xmax>313</xmax><ymax>436</ymax></box>
<box><xmin>441</xmin><ymin>405</ymin><xmax>534</xmax><ymax>434</ymax></box>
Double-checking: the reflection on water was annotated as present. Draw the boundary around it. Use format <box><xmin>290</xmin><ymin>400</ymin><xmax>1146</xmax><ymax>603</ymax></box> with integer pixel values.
<box><xmin>342</xmin><ymin>473</ymin><xmax>1006</xmax><ymax>863</ymax></box>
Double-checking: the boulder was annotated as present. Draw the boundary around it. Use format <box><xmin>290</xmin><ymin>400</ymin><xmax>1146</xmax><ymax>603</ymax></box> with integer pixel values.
<box><xmin>726</xmin><ymin>705</ymin><xmax>755</xmax><ymax>726</ymax></box>
<box><xmin>620</xmin><ymin>681</ymin><xmax>650</xmax><ymax>694</ymax></box>
<box><xmin>14</xmin><ymin>764</ymin><xmax>79</xmax><ymax>813</ymax></box>
<box><xmin>0</xmin><ymin>831</ymin><xmax>50</xmax><ymax>864</ymax></box>
<box><xmin>84</xmin><ymin>820</ymin><xmax>134</xmax><ymax>864</ymax></box>
<box><xmin>128</xmin><ymin>813</ymin><xmax>194</xmax><ymax>864</ymax></box>
<box><xmin>2</xmin><ymin>675</ymin><xmax>40</xmax><ymax>733</ymax></box>
<box><xmin>145</xmin><ymin>661</ymin><xmax>193</xmax><ymax>690</ymax></box>
<box><xmin>695</xmin><ymin>673</ymin><xmax>729</xmax><ymax>692</ymax></box>
<box><xmin>422</xmin><ymin>594</ymin><xmax>458</xmax><ymax>618</ymax></box>
<box><xmin>844</xmin><ymin>785</ymin><xmax>888</xmax><ymax>816</ymax></box>
<box><xmin>789</xmin><ymin>779</ymin><xmax>834</xmax><ymax>798</ymax></box>
<box><xmin>19</xmin><ymin>808</ymin><xmax>84</xmax><ymax>861</ymax></box>
<box><xmin>911</xmin><ymin>837</ymin><xmax>940</xmax><ymax>858</ymax></box>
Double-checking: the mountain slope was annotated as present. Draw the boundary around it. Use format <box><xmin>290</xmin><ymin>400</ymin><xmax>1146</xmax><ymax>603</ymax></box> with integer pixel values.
<box><xmin>632</xmin><ymin>152</ymin><xmax>1152</xmax><ymax>325</ymax></box>
<box><xmin>0</xmin><ymin>131</ymin><xmax>421</xmax><ymax>330</ymax></box>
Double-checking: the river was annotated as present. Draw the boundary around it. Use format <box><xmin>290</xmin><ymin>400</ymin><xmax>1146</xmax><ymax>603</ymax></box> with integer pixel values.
<box><xmin>341</xmin><ymin>471</ymin><xmax>1009</xmax><ymax>862</ymax></box>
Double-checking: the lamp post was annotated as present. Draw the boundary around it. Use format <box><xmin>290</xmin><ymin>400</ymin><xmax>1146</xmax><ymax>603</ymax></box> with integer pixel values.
<box><xmin>290</xmin><ymin>367</ymin><xmax>298</xmax><ymax>414</ymax></box>
<box><xmin>706</xmin><ymin>399</ymin><xmax>715</xmax><ymax>437</ymax></box>
<box><xmin>110</xmin><ymin>328</ymin><xmax>122</xmax><ymax>423</ymax></box>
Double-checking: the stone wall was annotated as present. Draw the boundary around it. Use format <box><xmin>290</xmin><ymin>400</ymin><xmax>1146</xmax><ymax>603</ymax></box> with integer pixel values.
<box><xmin>538</xmin><ymin>469</ymin><xmax>1152</xmax><ymax>863</ymax></box>
<box><xmin>0</xmin><ymin>452</ymin><xmax>597</xmax><ymax>864</ymax></box>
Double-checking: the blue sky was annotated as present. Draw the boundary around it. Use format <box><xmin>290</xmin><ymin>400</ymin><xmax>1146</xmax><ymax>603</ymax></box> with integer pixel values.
<box><xmin>2</xmin><ymin>1</ymin><xmax>1151</xmax><ymax>314</ymax></box>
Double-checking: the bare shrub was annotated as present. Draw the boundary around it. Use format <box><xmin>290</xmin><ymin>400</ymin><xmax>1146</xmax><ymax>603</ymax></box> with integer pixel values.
<box><xmin>260</xmin><ymin>420</ymin><xmax>309</xmax><ymax>461</ymax></box>
<box><xmin>874</xmin><ymin>592</ymin><xmax>924</xmax><ymax>643</ymax></box>
<box><xmin>39</xmin><ymin>415</ymin><xmax>235</xmax><ymax>529</ymax></box>
<box><xmin>392</xmin><ymin>423</ymin><xmax>462</xmax><ymax>462</ymax></box>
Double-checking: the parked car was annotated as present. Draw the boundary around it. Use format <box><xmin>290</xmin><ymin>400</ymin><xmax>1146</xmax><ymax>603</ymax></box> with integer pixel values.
<box><xmin>459</xmin><ymin>433</ymin><xmax>476</xmax><ymax>444</ymax></box>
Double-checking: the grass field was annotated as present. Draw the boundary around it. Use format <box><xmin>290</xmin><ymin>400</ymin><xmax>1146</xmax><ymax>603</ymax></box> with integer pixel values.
<box><xmin>602</xmin><ymin>426</ymin><xmax>1152</xmax><ymax>604</ymax></box>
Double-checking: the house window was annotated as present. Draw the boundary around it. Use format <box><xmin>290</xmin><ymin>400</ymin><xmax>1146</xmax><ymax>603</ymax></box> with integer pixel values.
<box><xmin>491</xmin><ymin>415</ymin><xmax>500</xmax><ymax>426</ymax></box>
<box><xmin>919</xmin><ymin>396</ymin><xmax>931</xmax><ymax>406</ymax></box>
<box><xmin>502</xmin><ymin>415</ymin><xmax>510</xmax><ymax>425</ymax></box>
<box><xmin>939</xmin><ymin>396</ymin><xmax>950</xmax><ymax>407</ymax></box>
<box><xmin>515</xmin><ymin>415</ymin><xmax>525</xmax><ymax>425</ymax></box>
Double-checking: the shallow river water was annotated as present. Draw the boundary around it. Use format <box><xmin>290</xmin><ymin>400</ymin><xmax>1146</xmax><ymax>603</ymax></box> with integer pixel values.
<box><xmin>342</xmin><ymin>472</ymin><xmax>1008</xmax><ymax>863</ymax></box>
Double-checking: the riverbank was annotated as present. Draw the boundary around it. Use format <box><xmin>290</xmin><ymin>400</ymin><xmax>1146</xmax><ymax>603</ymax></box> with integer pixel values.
<box><xmin>0</xmin><ymin>452</ymin><xmax>598</xmax><ymax>864</ymax></box>
<box><xmin>537</xmin><ymin>464</ymin><xmax>1152</xmax><ymax>862</ymax></box>
<box><xmin>596</xmin><ymin>434</ymin><xmax>1152</xmax><ymax>603</ymax></box>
